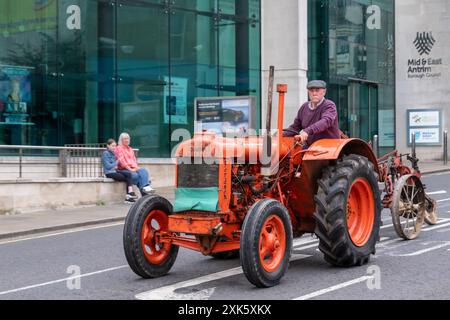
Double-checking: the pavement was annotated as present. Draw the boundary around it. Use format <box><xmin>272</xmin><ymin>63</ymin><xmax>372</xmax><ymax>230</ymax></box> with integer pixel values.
<box><xmin>418</xmin><ymin>160</ymin><xmax>450</xmax><ymax>175</ymax></box>
<box><xmin>0</xmin><ymin>161</ymin><xmax>449</xmax><ymax>240</ymax></box>
<box><xmin>0</xmin><ymin>187</ymin><xmax>175</xmax><ymax>240</ymax></box>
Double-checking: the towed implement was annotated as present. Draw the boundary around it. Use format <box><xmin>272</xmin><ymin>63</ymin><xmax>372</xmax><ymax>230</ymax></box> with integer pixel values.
<box><xmin>123</xmin><ymin>67</ymin><xmax>435</xmax><ymax>288</ymax></box>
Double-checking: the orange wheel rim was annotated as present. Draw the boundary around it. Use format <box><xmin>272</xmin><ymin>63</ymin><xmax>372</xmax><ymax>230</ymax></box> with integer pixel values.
<box><xmin>346</xmin><ymin>178</ymin><xmax>375</xmax><ymax>247</ymax></box>
<box><xmin>259</xmin><ymin>215</ymin><xmax>286</xmax><ymax>273</ymax></box>
<box><xmin>141</xmin><ymin>210</ymin><xmax>171</xmax><ymax>264</ymax></box>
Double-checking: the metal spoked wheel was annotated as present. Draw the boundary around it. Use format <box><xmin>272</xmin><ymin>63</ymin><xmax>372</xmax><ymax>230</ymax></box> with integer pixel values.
<box><xmin>391</xmin><ymin>174</ymin><xmax>426</xmax><ymax>240</ymax></box>
<box><xmin>424</xmin><ymin>194</ymin><xmax>438</xmax><ymax>225</ymax></box>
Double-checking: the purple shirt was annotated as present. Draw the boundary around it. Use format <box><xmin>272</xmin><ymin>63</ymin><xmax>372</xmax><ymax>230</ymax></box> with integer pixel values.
<box><xmin>285</xmin><ymin>98</ymin><xmax>340</xmax><ymax>147</ymax></box>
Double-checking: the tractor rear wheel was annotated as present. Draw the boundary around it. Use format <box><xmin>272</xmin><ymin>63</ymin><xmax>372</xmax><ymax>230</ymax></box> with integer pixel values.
<box><xmin>314</xmin><ymin>155</ymin><xmax>382</xmax><ymax>267</ymax></box>
<box><xmin>240</xmin><ymin>199</ymin><xmax>293</xmax><ymax>288</ymax></box>
<box><xmin>123</xmin><ymin>195</ymin><xmax>179</xmax><ymax>278</ymax></box>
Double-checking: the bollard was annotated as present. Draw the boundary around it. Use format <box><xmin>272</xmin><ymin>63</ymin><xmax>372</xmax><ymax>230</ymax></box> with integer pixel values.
<box><xmin>444</xmin><ymin>130</ymin><xmax>448</xmax><ymax>166</ymax></box>
<box><xmin>373</xmin><ymin>135</ymin><xmax>379</xmax><ymax>158</ymax></box>
<box><xmin>411</xmin><ymin>132</ymin><xmax>416</xmax><ymax>159</ymax></box>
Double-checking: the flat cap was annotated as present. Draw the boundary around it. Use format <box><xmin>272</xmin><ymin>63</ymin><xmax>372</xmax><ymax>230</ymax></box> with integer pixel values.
<box><xmin>307</xmin><ymin>80</ymin><xmax>327</xmax><ymax>89</ymax></box>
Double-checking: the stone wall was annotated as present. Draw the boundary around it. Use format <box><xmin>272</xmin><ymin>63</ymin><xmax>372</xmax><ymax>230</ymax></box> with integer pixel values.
<box><xmin>396</xmin><ymin>0</ymin><xmax>450</xmax><ymax>160</ymax></box>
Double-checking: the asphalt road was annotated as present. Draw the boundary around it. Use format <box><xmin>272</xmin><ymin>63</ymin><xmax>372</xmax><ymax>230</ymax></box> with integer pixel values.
<box><xmin>1</xmin><ymin>172</ymin><xmax>450</xmax><ymax>300</ymax></box>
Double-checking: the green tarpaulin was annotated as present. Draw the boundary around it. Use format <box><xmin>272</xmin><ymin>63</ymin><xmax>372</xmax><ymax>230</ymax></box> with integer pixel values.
<box><xmin>173</xmin><ymin>187</ymin><xmax>219</xmax><ymax>213</ymax></box>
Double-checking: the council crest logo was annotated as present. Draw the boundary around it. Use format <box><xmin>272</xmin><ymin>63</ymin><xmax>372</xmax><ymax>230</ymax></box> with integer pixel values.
<box><xmin>413</xmin><ymin>32</ymin><xmax>436</xmax><ymax>55</ymax></box>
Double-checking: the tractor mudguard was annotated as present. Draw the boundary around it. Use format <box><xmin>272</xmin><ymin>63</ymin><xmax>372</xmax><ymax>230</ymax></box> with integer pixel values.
<box><xmin>287</xmin><ymin>139</ymin><xmax>379</xmax><ymax>229</ymax></box>
<box><xmin>302</xmin><ymin>138</ymin><xmax>379</xmax><ymax>175</ymax></box>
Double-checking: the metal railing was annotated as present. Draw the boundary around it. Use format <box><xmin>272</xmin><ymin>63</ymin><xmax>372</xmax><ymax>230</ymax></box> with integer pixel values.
<box><xmin>0</xmin><ymin>145</ymin><xmax>139</xmax><ymax>179</ymax></box>
<box><xmin>61</xmin><ymin>144</ymin><xmax>106</xmax><ymax>178</ymax></box>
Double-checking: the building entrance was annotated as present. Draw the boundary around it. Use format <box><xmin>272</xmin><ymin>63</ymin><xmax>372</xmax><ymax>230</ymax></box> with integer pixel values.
<box><xmin>347</xmin><ymin>79</ymin><xmax>378</xmax><ymax>142</ymax></box>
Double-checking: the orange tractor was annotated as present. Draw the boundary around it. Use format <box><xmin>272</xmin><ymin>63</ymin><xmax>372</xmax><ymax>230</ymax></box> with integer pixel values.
<box><xmin>123</xmin><ymin>68</ymin><xmax>385</xmax><ymax>288</ymax></box>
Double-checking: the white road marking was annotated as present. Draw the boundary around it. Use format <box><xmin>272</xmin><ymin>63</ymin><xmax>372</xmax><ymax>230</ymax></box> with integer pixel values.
<box><xmin>293</xmin><ymin>243</ymin><xmax>320</xmax><ymax>251</ymax></box>
<box><xmin>437</xmin><ymin>198</ymin><xmax>450</xmax><ymax>203</ymax></box>
<box><xmin>427</xmin><ymin>190</ymin><xmax>447</xmax><ymax>195</ymax></box>
<box><xmin>0</xmin><ymin>222</ymin><xmax>125</xmax><ymax>245</ymax></box>
<box><xmin>294</xmin><ymin>237</ymin><xmax>391</xmax><ymax>253</ymax></box>
<box><xmin>381</xmin><ymin>218</ymin><xmax>450</xmax><ymax>231</ymax></box>
<box><xmin>378</xmin><ymin>238</ymin><xmax>403</xmax><ymax>246</ymax></box>
<box><xmin>390</xmin><ymin>242</ymin><xmax>450</xmax><ymax>257</ymax></box>
<box><xmin>135</xmin><ymin>254</ymin><xmax>312</xmax><ymax>300</ymax></box>
<box><xmin>422</xmin><ymin>222</ymin><xmax>450</xmax><ymax>232</ymax></box>
<box><xmin>0</xmin><ymin>265</ymin><xmax>127</xmax><ymax>296</ymax></box>
<box><xmin>292</xmin><ymin>276</ymin><xmax>374</xmax><ymax>300</ymax></box>
<box><xmin>293</xmin><ymin>237</ymin><xmax>318</xmax><ymax>247</ymax></box>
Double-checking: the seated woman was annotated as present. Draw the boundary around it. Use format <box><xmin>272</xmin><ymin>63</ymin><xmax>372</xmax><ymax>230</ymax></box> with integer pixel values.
<box><xmin>102</xmin><ymin>139</ymin><xmax>138</xmax><ymax>204</ymax></box>
<box><xmin>115</xmin><ymin>132</ymin><xmax>155</xmax><ymax>196</ymax></box>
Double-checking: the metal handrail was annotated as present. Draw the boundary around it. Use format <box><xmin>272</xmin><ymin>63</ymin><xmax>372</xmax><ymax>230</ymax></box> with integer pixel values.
<box><xmin>0</xmin><ymin>145</ymin><xmax>107</xmax><ymax>151</ymax></box>
<box><xmin>0</xmin><ymin>145</ymin><xmax>140</xmax><ymax>179</ymax></box>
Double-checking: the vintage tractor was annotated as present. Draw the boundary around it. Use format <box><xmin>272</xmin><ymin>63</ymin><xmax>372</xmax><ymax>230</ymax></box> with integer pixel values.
<box><xmin>123</xmin><ymin>67</ymin><xmax>384</xmax><ymax>288</ymax></box>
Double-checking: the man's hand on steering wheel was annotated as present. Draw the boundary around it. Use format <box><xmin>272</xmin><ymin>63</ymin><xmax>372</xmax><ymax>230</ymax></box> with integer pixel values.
<box><xmin>295</xmin><ymin>130</ymin><xmax>309</xmax><ymax>144</ymax></box>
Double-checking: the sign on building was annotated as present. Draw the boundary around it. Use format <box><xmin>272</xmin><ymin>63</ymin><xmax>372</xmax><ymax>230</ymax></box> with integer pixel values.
<box><xmin>407</xmin><ymin>109</ymin><xmax>442</xmax><ymax>146</ymax></box>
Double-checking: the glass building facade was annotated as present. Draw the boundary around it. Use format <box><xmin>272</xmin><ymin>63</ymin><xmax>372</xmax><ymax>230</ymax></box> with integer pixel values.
<box><xmin>308</xmin><ymin>0</ymin><xmax>395</xmax><ymax>152</ymax></box>
<box><xmin>0</xmin><ymin>0</ymin><xmax>261</xmax><ymax>157</ymax></box>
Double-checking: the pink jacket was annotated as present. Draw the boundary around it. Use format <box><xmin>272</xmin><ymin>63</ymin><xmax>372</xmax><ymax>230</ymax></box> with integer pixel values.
<box><xmin>114</xmin><ymin>145</ymin><xmax>138</xmax><ymax>170</ymax></box>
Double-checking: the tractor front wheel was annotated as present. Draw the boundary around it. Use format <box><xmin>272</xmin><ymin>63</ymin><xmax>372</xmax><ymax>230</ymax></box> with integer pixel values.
<box><xmin>314</xmin><ymin>155</ymin><xmax>382</xmax><ymax>267</ymax></box>
<box><xmin>123</xmin><ymin>195</ymin><xmax>179</xmax><ymax>278</ymax></box>
<box><xmin>240</xmin><ymin>199</ymin><xmax>293</xmax><ymax>288</ymax></box>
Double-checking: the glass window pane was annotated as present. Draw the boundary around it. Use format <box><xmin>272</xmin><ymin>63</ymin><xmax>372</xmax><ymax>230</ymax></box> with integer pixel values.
<box><xmin>117</xmin><ymin>2</ymin><xmax>169</xmax><ymax>158</ymax></box>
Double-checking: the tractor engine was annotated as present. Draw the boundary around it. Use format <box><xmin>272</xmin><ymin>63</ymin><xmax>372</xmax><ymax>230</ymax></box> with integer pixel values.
<box><xmin>168</xmin><ymin>131</ymin><xmax>299</xmax><ymax>256</ymax></box>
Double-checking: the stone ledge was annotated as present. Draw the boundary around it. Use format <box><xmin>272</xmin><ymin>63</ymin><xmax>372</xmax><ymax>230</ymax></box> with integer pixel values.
<box><xmin>139</xmin><ymin>158</ymin><xmax>177</xmax><ymax>165</ymax></box>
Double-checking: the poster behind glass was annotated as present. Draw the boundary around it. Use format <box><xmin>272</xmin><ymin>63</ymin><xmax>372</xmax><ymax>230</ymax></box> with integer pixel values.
<box><xmin>0</xmin><ymin>65</ymin><xmax>33</xmax><ymax>125</ymax></box>
<box><xmin>195</xmin><ymin>97</ymin><xmax>256</xmax><ymax>136</ymax></box>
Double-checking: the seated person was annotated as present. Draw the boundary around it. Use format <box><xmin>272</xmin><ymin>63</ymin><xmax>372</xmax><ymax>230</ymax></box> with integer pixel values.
<box><xmin>284</xmin><ymin>80</ymin><xmax>340</xmax><ymax>147</ymax></box>
<box><xmin>102</xmin><ymin>139</ymin><xmax>138</xmax><ymax>204</ymax></box>
<box><xmin>115</xmin><ymin>132</ymin><xmax>155</xmax><ymax>196</ymax></box>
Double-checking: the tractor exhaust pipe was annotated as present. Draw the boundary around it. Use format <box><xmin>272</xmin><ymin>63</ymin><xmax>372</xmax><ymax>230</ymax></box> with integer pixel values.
<box><xmin>277</xmin><ymin>84</ymin><xmax>287</xmax><ymax>155</ymax></box>
<box><xmin>262</xmin><ymin>66</ymin><xmax>275</xmax><ymax>170</ymax></box>
<box><xmin>266</xmin><ymin>66</ymin><xmax>275</xmax><ymax>134</ymax></box>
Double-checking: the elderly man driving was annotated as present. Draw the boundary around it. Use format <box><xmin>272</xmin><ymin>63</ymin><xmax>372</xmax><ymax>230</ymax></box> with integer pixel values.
<box><xmin>284</xmin><ymin>80</ymin><xmax>341</xmax><ymax>147</ymax></box>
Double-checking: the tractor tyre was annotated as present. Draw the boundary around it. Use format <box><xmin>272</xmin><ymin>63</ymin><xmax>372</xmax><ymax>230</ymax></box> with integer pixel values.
<box><xmin>314</xmin><ymin>155</ymin><xmax>382</xmax><ymax>267</ymax></box>
<box><xmin>123</xmin><ymin>195</ymin><xmax>179</xmax><ymax>278</ymax></box>
<box><xmin>211</xmin><ymin>250</ymin><xmax>240</xmax><ymax>260</ymax></box>
<box><xmin>240</xmin><ymin>199</ymin><xmax>293</xmax><ymax>288</ymax></box>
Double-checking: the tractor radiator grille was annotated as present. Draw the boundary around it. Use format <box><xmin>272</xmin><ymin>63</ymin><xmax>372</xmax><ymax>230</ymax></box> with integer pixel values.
<box><xmin>177</xmin><ymin>163</ymin><xmax>219</xmax><ymax>188</ymax></box>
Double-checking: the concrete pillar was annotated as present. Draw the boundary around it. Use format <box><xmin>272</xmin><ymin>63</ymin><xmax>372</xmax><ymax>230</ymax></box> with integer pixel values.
<box><xmin>261</xmin><ymin>0</ymin><xmax>308</xmax><ymax>130</ymax></box>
